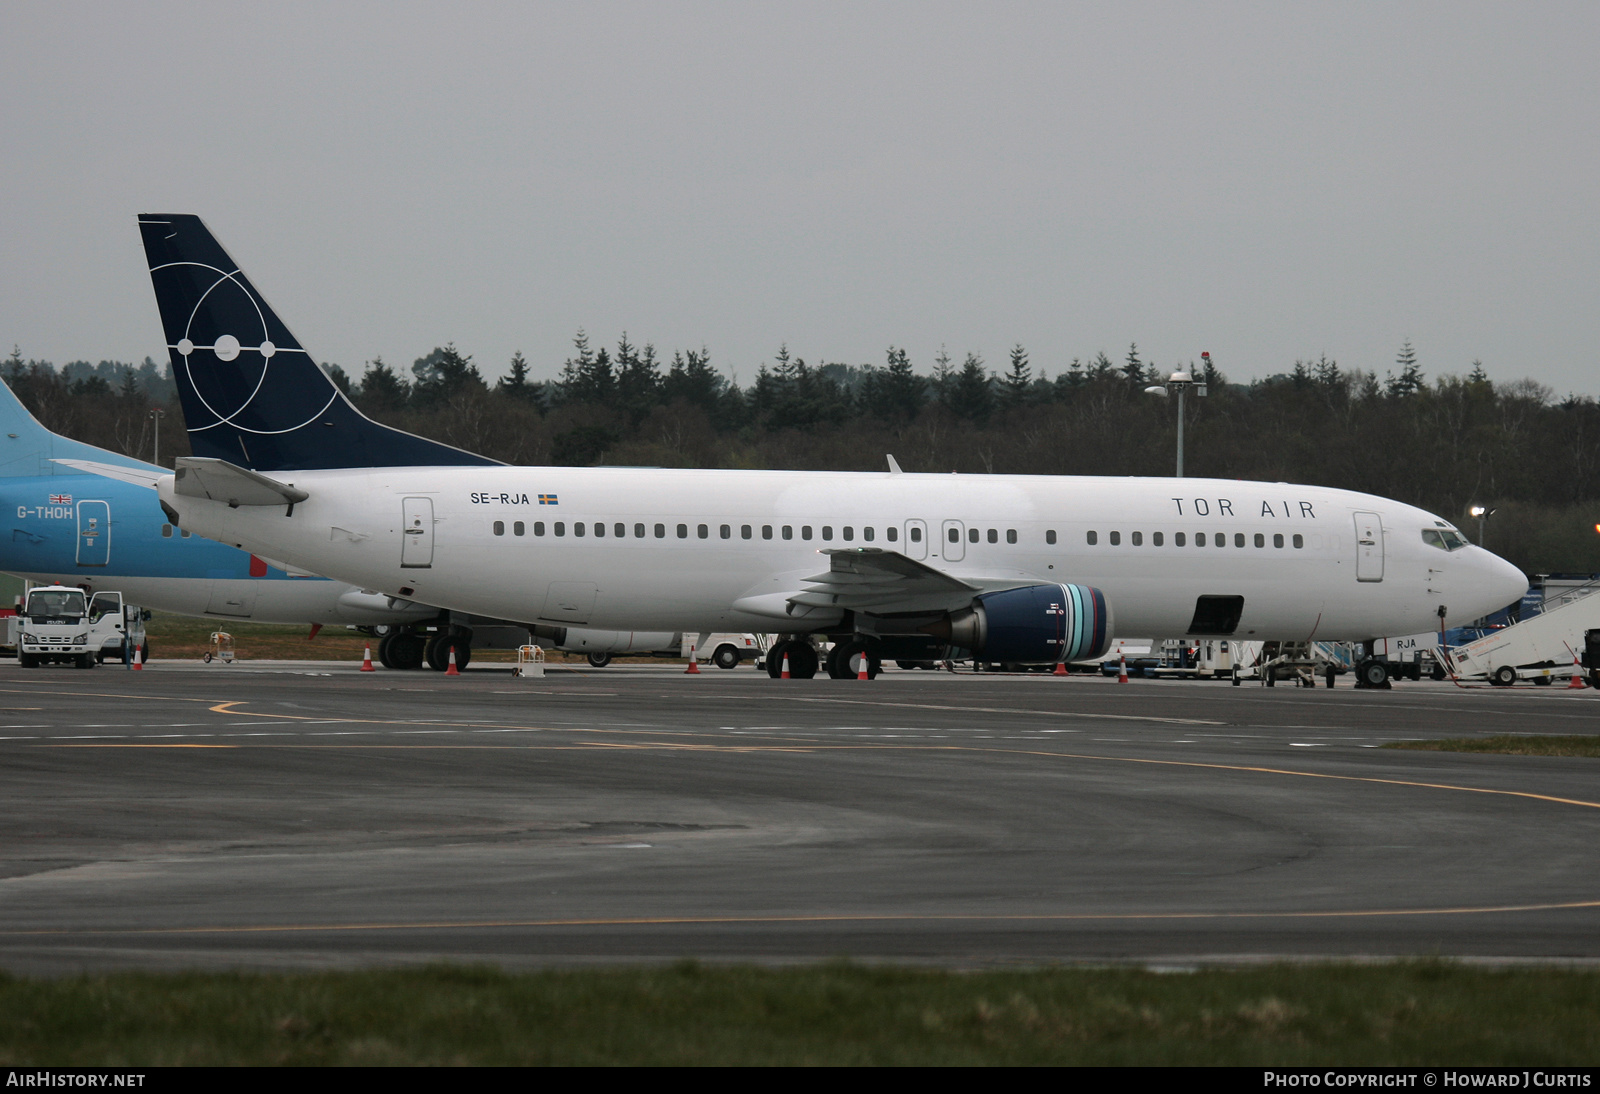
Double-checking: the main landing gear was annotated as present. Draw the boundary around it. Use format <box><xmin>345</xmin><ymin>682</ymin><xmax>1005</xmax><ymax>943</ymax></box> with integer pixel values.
<box><xmin>376</xmin><ymin>629</ymin><xmax>470</xmax><ymax>672</ymax></box>
<box><xmin>765</xmin><ymin>639</ymin><xmax>819</xmax><ymax>678</ymax></box>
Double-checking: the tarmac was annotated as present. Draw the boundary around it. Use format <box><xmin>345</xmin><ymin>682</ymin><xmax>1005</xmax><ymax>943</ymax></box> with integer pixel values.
<box><xmin>2</xmin><ymin>657</ymin><xmax>1599</xmax><ymax>974</ymax></box>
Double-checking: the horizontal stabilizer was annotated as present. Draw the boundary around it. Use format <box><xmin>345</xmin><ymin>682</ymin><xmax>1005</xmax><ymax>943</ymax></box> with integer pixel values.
<box><xmin>173</xmin><ymin>457</ymin><xmax>309</xmax><ymax>507</ymax></box>
<box><xmin>52</xmin><ymin>459</ymin><xmax>165</xmax><ymax>489</ymax></box>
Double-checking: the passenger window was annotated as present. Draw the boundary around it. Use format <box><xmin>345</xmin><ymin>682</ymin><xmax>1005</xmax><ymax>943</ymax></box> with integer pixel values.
<box><xmin>886</xmin><ymin>527</ymin><xmax>897</xmax><ymax>542</ymax></box>
<box><xmin>863</xmin><ymin>527</ymin><xmax>874</xmax><ymax>542</ymax></box>
<box><xmin>1175</xmin><ymin>532</ymin><xmax>1186</xmax><ymax>546</ymax></box>
<box><xmin>762</xmin><ymin>525</ymin><xmax>773</xmax><ymax>540</ymax></box>
<box><xmin>677</xmin><ymin>524</ymin><xmax>687</xmax><ymax>538</ymax></box>
<box><xmin>987</xmin><ymin>528</ymin><xmax>998</xmax><ymax>544</ymax></box>
<box><xmin>783</xmin><ymin>525</ymin><xmax>794</xmax><ymax>540</ymax></box>
<box><xmin>1235</xmin><ymin>533</ymin><xmax>1245</xmax><ymax>547</ymax></box>
<box><xmin>720</xmin><ymin>524</ymin><xmax>730</xmax><ymax>539</ymax></box>
<box><xmin>1292</xmin><ymin>534</ymin><xmax>1303</xmax><ymax>548</ymax></box>
<box><xmin>821</xmin><ymin>526</ymin><xmax>833</xmax><ymax>541</ymax></box>
<box><xmin>741</xmin><ymin>525</ymin><xmax>752</xmax><ymax>539</ymax></box>
<box><xmin>698</xmin><ymin>524</ymin><xmax>709</xmax><ymax>539</ymax></box>
<box><xmin>1087</xmin><ymin>530</ymin><xmax>1098</xmax><ymax>545</ymax></box>
<box><xmin>1153</xmin><ymin>531</ymin><xmax>1163</xmax><ymax>546</ymax></box>
<box><xmin>906</xmin><ymin>526</ymin><xmax>917</xmax><ymax>543</ymax></box>
<box><xmin>1195</xmin><ymin>532</ymin><xmax>1206</xmax><ymax>547</ymax></box>
<box><xmin>555</xmin><ymin>522</ymin><xmax>566</xmax><ymax>537</ymax></box>
<box><xmin>575</xmin><ymin>523</ymin><xmax>586</xmax><ymax>537</ymax></box>
<box><xmin>493</xmin><ymin>521</ymin><xmax>505</xmax><ymax>536</ymax></box>
<box><xmin>968</xmin><ymin>528</ymin><xmax>979</xmax><ymax>543</ymax></box>
<box><xmin>535</xmin><ymin>522</ymin><xmax>546</xmax><ymax>536</ymax></box>
<box><xmin>1109</xmin><ymin>531</ymin><xmax>1121</xmax><ymax>546</ymax></box>
<box><xmin>654</xmin><ymin>523</ymin><xmax>665</xmax><ymax>538</ymax></box>
<box><xmin>948</xmin><ymin>528</ymin><xmax>959</xmax><ymax>543</ymax></box>
<box><xmin>842</xmin><ymin>527</ymin><xmax>854</xmax><ymax>542</ymax></box>
<box><xmin>1131</xmin><ymin>531</ymin><xmax>1142</xmax><ymax>546</ymax></box>
<box><xmin>635</xmin><ymin>523</ymin><xmax>646</xmax><ymax>538</ymax></box>
<box><xmin>1045</xmin><ymin>530</ymin><xmax>1056</xmax><ymax>545</ymax></box>
<box><xmin>181</xmin><ymin>530</ymin><xmax>190</xmax><ymax>538</ymax></box>
<box><xmin>1006</xmin><ymin>529</ymin><xmax>1017</xmax><ymax>544</ymax></box>
<box><xmin>1216</xmin><ymin>534</ymin><xmax>1226</xmax><ymax>548</ymax></box>
<box><xmin>1274</xmin><ymin>533</ymin><xmax>1284</xmax><ymax>548</ymax></box>
<box><xmin>514</xmin><ymin>521</ymin><xmax>525</xmax><ymax>536</ymax></box>
<box><xmin>592</xmin><ymin>522</ymin><xmax>603</xmax><ymax>537</ymax></box>
<box><xmin>161</xmin><ymin>524</ymin><xmax>173</xmax><ymax>538</ymax></box>
<box><xmin>615</xmin><ymin>523</ymin><xmax>625</xmax><ymax>538</ymax></box>
<box><xmin>1253</xmin><ymin>533</ymin><xmax>1264</xmax><ymax>547</ymax></box>
<box><xmin>802</xmin><ymin>526</ymin><xmax>813</xmax><ymax>540</ymax></box>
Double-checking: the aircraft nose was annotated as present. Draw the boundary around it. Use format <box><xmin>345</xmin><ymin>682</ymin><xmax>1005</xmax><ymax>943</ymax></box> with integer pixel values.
<box><xmin>1474</xmin><ymin>548</ymin><xmax>1527</xmax><ymax>616</ymax></box>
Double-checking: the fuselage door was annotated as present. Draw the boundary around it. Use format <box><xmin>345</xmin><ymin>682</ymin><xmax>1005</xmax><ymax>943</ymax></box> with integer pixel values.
<box><xmin>941</xmin><ymin>519</ymin><xmax>965</xmax><ymax>562</ymax></box>
<box><xmin>401</xmin><ymin>497</ymin><xmax>435</xmax><ymax>568</ymax></box>
<box><xmin>76</xmin><ymin>500</ymin><xmax>109</xmax><ymax>566</ymax></box>
<box><xmin>1354</xmin><ymin>511</ymin><xmax>1384</xmax><ymax>582</ymax></box>
<box><xmin>904</xmin><ymin>519</ymin><xmax>928</xmax><ymax>560</ymax></box>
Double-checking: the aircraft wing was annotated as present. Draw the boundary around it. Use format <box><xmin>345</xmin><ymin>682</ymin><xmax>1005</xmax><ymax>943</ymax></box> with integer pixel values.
<box><xmin>787</xmin><ymin>548</ymin><xmax>981</xmax><ymax>612</ymax></box>
<box><xmin>52</xmin><ymin>459</ymin><xmax>165</xmax><ymax>489</ymax></box>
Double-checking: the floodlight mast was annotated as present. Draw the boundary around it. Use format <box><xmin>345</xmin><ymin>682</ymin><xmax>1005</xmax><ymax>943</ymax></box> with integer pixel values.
<box><xmin>1145</xmin><ymin>352</ymin><xmax>1210</xmax><ymax>477</ymax></box>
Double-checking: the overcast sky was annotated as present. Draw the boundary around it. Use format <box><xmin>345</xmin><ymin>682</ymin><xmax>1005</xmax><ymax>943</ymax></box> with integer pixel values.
<box><xmin>3</xmin><ymin>2</ymin><xmax>1597</xmax><ymax>394</ymax></box>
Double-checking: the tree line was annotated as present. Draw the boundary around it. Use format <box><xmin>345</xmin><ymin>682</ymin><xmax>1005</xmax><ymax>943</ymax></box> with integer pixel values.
<box><xmin>6</xmin><ymin>337</ymin><xmax>1599</xmax><ymax>577</ymax></box>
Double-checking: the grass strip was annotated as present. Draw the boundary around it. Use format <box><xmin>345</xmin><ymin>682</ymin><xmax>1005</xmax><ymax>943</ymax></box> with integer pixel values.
<box><xmin>1382</xmin><ymin>735</ymin><xmax>1600</xmax><ymax>757</ymax></box>
<box><xmin>3</xmin><ymin>962</ymin><xmax>1600</xmax><ymax>1065</ymax></box>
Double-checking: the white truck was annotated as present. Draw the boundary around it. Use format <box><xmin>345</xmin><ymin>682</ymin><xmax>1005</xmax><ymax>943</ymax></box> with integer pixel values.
<box><xmin>15</xmin><ymin>586</ymin><xmax>146</xmax><ymax>669</ymax></box>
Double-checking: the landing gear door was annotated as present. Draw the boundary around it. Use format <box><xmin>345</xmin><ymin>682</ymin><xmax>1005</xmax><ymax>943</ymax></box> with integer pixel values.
<box><xmin>941</xmin><ymin>520</ymin><xmax>965</xmax><ymax>562</ymax></box>
<box><xmin>401</xmin><ymin>497</ymin><xmax>435</xmax><ymax>568</ymax></box>
<box><xmin>1354</xmin><ymin>511</ymin><xmax>1384</xmax><ymax>582</ymax></box>
<box><xmin>76</xmin><ymin>500</ymin><xmax>109</xmax><ymax>566</ymax></box>
<box><xmin>904</xmin><ymin>519</ymin><xmax>928</xmax><ymax>560</ymax></box>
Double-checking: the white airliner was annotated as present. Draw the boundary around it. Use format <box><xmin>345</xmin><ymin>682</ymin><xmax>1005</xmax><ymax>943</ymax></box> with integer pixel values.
<box><xmin>73</xmin><ymin>214</ymin><xmax>1528</xmax><ymax>680</ymax></box>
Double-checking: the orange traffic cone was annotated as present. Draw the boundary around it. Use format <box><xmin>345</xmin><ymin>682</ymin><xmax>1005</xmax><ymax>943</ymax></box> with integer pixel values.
<box><xmin>132</xmin><ymin>645</ymin><xmax>143</xmax><ymax>671</ymax></box>
<box><xmin>1053</xmin><ymin>661</ymin><xmax>1068</xmax><ymax>676</ymax></box>
<box><xmin>685</xmin><ymin>645</ymin><xmax>700</xmax><ymax>674</ymax></box>
<box><xmin>780</xmin><ymin>651</ymin><xmax>791</xmax><ymax>679</ymax></box>
<box><xmin>445</xmin><ymin>646</ymin><xmax>460</xmax><ymax>676</ymax></box>
<box><xmin>856</xmin><ymin>652</ymin><xmax>870</xmax><ymax>681</ymax></box>
<box><xmin>360</xmin><ymin>645</ymin><xmax>376</xmax><ymax>672</ymax></box>
<box><xmin>1568</xmin><ymin>654</ymin><xmax>1586</xmax><ymax>689</ymax></box>
<box><xmin>1117</xmin><ymin>655</ymin><xmax>1128</xmax><ymax>684</ymax></box>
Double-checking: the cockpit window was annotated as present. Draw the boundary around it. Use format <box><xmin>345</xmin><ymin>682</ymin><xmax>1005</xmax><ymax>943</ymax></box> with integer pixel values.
<box><xmin>1422</xmin><ymin>529</ymin><xmax>1470</xmax><ymax>551</ymax></box>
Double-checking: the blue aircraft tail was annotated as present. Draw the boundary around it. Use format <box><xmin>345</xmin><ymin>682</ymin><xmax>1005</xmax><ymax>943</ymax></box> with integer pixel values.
<box><xmin>0</xmin><ymin>379</ymin><xmax>156</xmax><ymax>479</ymax></box>
<box><xmin>137</xmin><ymin>214</ymin><xmax>499</xmax><ymax>471</ymax></box>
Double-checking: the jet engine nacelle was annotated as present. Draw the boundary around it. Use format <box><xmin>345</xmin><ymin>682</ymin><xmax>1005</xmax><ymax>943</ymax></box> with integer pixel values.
<box><xmin>938</xmin><ymin>583</ymin><xmax>1112</xmax><ymax>663</ymax></box>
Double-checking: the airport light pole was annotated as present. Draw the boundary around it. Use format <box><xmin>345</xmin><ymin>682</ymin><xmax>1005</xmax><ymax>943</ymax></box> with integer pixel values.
<box><xmin>1143</xmin><ymin>352</ymin><xmax>1210</xmax><ymax>477</ymax></box>
<box><xmin>149</xmin><ymin>408</ymin><xmax>165</xmax><ymax>468</ymax></box>
<box><xmin>1469</xmin><ymin>505</ymin><xmax>1496</xmax><ymax>549</ymax></box>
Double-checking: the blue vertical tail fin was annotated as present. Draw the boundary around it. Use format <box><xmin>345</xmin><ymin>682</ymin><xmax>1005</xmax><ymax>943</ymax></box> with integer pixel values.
<box><xmin>137</xmin><ymin>214</ymin><xmax>499</xmax><ymax>472</ymax></box>
<box><xmin>0</xmin><ymin>378</ymin><xmax>156</xmax><ymax>478</ymax></box>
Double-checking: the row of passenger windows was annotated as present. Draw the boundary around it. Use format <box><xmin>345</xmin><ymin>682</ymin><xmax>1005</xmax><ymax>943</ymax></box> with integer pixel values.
<box><xmin>1086</xmin><ymin>530</ymin><xmax>1306</xmax><ymax>549</ymax></box>
<box><xmin>489</xmin><ymin>521</ymin><xmax>1043</xmax><ymax>543</ymax></box>
<box><xmin>493</xmin><ymin>520</ymin><xmax>919</xmax><ymax>541</ymax></box>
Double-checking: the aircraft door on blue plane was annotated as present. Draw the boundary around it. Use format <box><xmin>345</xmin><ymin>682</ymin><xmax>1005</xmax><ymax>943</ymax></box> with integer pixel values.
<box><xmin>904</xmin><ymin>519</ymin><xmax>928</xmax><ymax>561</ymax></box>
<box><xmin>76</xmin><ymin>500</ymin><xmax>109</xmax><ymax>566</ymax></box>
<box><xmin>941</xmin><ymin>520</ymin><xmax>965</xmax><ymax>562</ymax></box>
<box><xmin>401</xmin><ymin>497</ymin><xmax>434</xmax><ymax>568</ymax></box>
<box><xmin>1354</xmin><ymin>511</ymin><xmax>1384</xmax><ymax>582</ymax></box>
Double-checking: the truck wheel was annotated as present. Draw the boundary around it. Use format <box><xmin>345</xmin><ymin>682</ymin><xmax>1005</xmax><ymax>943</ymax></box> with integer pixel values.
<box><xmin>1358</xmin><ymin>660</ymin><xmax>1390</xmax><ymax>688</ymax></box>
<box><xmin>1431</xmin><ymin>663</ymin><xmax>1447</xmax><ymax>681</ymax></box>
<box><xmin>1491</xmin><ymin>665</ymin><xmax>1517</xmax><ymax>687</ymax></box>
<box><xmin>17</xmin><ymin>652</ymin><xmax>37</xmax><ymax>668</ymax></box>
<box><xmin>76</xmin><ymin>653</ymin><xmax>95</xmax><ymax>669</ymax></box>
<box><xmin>586</xmin><ymin>652</ymin><xmax>612</xmax><ymax>668</ymax></box>
<box><xmin>712</xmin><ymin>645</ymin><xmax>741</xmax><ymax>670</ymax></box>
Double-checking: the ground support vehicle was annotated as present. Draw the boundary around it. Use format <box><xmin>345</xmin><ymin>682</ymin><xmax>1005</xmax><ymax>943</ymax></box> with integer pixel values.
<box><xmin>16</xmin><ymin>586</ymin><xmax>146</xmax><ymax>668</ymax></box>
<box><xmin>1444</xmin><ymin>591</ymin><xmax>1600</xmax><ymax>686</ymax></box>
<box><xmin>682</xmin><ymin>633</ymin><xmax>769</xmax><ymax>671</ymax></box>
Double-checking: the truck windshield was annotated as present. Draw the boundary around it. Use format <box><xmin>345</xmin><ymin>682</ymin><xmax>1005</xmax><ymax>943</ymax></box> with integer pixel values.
<box><xmin>26</xmin><ymin>590</ymin><xmax>87</xmax><ymax>619</ymax></box>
